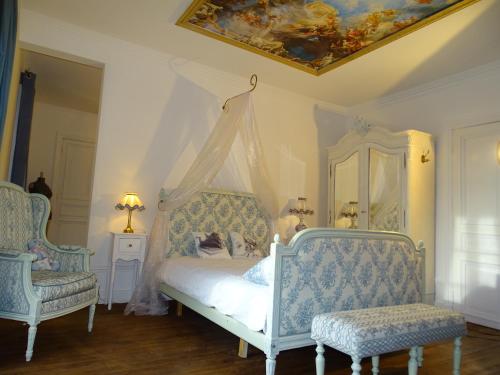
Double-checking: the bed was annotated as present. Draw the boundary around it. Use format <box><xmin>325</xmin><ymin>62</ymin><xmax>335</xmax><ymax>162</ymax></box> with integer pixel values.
<box><xmin>158</xmin><ymin>190</ymin><xmax>425</xmax><ymax>375</ymax></box>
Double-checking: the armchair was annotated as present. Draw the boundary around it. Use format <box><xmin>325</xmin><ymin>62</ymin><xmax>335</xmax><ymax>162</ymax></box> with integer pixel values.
<box><xmin>0</xmin><ymin>181</ymin><xmax>98</xmax><ymax>361</ymax></box>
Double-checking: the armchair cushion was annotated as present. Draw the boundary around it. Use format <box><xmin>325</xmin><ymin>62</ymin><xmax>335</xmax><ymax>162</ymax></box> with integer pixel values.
<box><xmin>41</xmin><ymin>288</ymin><xmax>98</xmax><ymax>315</ymax></box>
<box><xmin>32</xmin><ymin>270</ymin><xmax>97</xmax><ymax>302</ymax></box>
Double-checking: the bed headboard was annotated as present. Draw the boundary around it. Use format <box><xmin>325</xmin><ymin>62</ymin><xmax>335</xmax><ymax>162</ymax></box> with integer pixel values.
<box><xmin>167</xmin><ymin>189</ymin><xmax>271</xmax><ymax>257</ymax></box>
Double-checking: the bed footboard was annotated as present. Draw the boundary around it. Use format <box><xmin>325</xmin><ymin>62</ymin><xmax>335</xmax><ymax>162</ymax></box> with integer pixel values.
<box><xmin>265</xmin><ymin>228</ymin><xmax>425</xmax><ymax>357</ymax></box>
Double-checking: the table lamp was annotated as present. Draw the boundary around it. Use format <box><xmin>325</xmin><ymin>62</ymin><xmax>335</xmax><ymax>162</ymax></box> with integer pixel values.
<box><xmin>289</xmin><ymin>197</ymin><xmax>314</xmax><ymax>232</ymax></box>
<box><xmin>115</xmin><ymin>192</ymin><xmax>145</xmax><ymax>233</ymax></box>
<box><xmin>339</xmin><ymin>201</ymin><xmax>358</xmax><ymax>229</ymax></box>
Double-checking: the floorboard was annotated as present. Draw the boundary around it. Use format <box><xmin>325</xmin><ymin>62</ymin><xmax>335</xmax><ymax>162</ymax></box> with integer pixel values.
<box><xmin>0</xmin><ymin>304</ymin><xmax>499</xmax><ymax>374</ymax></box>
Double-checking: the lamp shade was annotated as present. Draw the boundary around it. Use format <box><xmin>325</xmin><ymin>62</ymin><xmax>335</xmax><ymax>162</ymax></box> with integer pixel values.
<box><xmin>115</xmin><ymin>192</ymin><xmax>145</xmax><ymax>211</ymax></box>
<box><xmin>339</xmin><ymin>201</ymin><xmax>358</xmax><ymax>219</ymax></box>
<box><xmin>289</xmin><ymin>197</ymin><xmax>314</xmax><ymax>216</ymax></box>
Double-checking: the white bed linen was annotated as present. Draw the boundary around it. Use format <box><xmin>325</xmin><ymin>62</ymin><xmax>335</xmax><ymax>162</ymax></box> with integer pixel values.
<box><xmin>157</xmin><ymin>257</ymin><xmax>269</xmax><ymax>332</ymax></box>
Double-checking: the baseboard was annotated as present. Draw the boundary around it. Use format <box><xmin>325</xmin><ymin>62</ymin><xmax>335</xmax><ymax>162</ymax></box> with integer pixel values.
<box><xmin>435</xmin><ymin>300</ymin><xmax>500</xmax><ymax>330</ymax></box>
<box><xmin>464</xmin><ymin>314</ymin><xmax>500</xmax><ymax>330</ymax></box>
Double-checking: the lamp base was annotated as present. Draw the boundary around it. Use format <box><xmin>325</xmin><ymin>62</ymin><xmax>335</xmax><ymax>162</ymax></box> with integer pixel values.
<box><xmin>123</xmin><ymin>209</ymin><xmax>134</xmax><ymax>233</ymax></box>
<box><xmin>295</xmin><ymin>216</ymin><xmax>308</xmax><ymax>232</ymax></box>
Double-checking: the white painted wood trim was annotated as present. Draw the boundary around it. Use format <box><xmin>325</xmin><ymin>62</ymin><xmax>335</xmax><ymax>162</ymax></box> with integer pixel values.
<box><xmin>159</xmin><ymin>283</ymin><xmax>268</xmax><ymax>353</ymax></box>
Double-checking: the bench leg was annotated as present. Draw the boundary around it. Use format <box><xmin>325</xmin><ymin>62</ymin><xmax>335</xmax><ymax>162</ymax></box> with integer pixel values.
<box><xmin>453</xmin><ymin>337</ymin><xmax>462</xmax><ymax>375</ymax></box>
<box><xmin>351</xmin><ymin>355</ymin><xmax>362</xmax><ymax>375</ymax></box>
<box><xmin>371</xmin><ymin>355</ymin><xmax>380</xmax><ymax>374</ymax></box>
<box><xmin>238</xmin><ymin>339</ymin><xmax>248</xmax><ymax>358</ymax></box>
<box><xmin>266</xmin><ymin>354</ymin><xmax>276</xmax><ymax>375</ymax></box>
<box><xmin>315</xmin><ymin>342</ymin><xmax>325</xmax><ymax>375</ymax></box>
<box><xmin>417</xmin><ymin>346</ymin><xmax>423</xmax><ymax>367</ymax></box>
<box><xmin>408</xmin><ymin>346</ymin><xmax>418</xmax><ymax>375</ymax></box>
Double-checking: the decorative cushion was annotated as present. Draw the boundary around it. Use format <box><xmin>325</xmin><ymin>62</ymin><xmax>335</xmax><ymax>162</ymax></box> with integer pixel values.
<box><xmin>242</xmin><ymin>255</ymin><xmax>274</xmax><ymax>285</ymax></box>
<box><xmin>31</xmin><ymin>270</ymin><xmax>97</xmax><ymax>302</ymax></box>
<box><xmin>230</xmin><ymin>231</ymin><xmax>263</xmax><ymax>259</ymax></box>
<box><xmin>28</xmin><ymin>239</ymin><xmax>60</xmax><ymax>271</ymax></box>
<box><xmin>193</xmin><ymin>232</ymin><xmax>231</xmax><ymax>259</ymax></box>
<box><xmin>311</xmin><ymin>303</ymin><xmax>467</xmax><ymax>358</ymax></box>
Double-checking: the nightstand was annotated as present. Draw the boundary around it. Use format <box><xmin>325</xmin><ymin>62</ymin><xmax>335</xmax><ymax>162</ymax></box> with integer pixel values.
<box><xmin>108</xmin><ymin>232</ymin><xmax>147</xmax><ymax>310</ymax></box>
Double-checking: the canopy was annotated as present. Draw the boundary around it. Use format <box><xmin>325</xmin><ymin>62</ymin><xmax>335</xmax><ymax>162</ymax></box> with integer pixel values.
<box><xmin>125</xmin><ymin>92</ymin><xmax>278</xmax><ymax>315</ymax></box>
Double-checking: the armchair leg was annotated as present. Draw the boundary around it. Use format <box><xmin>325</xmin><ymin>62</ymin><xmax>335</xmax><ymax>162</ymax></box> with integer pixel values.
<box><xmin>26</xmin><ymin>324</ymin><xmax>38</xmax><ymax>362</ymax></box>
<box><xmin>88</xmin><ymin>304</ymin><xmax>96</xmax><ymax>333</ymax></box>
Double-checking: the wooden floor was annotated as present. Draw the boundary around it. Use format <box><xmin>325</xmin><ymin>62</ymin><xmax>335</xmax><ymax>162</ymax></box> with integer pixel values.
<box><xmin>0</xmin><ymin>304</ymin><xmax>499</xmax><ymax>374</ymax></box>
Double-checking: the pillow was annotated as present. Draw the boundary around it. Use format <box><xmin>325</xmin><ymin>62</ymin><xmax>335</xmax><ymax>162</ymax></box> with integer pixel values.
<box><xmin>242</xmin><ymin>256</ymin><xmax>274</xmax><ymax>286</ymax></box>
<box><xmin>28</xmin><ymin>239</ymin><xmax>61</xmax><ymax>271</ymax></box>
<box><xmin>193</xmin><ymin>232</ymin><xmax>231</xmax><ymax>259</ymax></box>
<box><xmin>230</xmin><ymin>232</ymin><xmax>263</xmax><ymax>259</ymax></box>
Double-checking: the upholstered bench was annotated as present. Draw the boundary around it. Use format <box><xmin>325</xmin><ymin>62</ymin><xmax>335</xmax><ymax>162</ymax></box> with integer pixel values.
<box><xmin>311</xmin><ymin>304</ymin><xmax>467</xmax><ymax>375</ymax></box>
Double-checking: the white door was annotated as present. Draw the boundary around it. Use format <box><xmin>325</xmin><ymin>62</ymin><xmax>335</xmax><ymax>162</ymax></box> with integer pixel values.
<box><xmin>48</xmin><ymin>134</ymin><xmax>96</xmax><ymax>247</ymax></box>
<box><xmin>452</xmin><ymin>122</ymin><xmax>500</xmax><ymax>329</ymax></box>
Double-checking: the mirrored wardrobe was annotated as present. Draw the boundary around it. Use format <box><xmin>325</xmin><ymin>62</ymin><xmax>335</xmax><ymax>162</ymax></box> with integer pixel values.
<box><xmin>328</xmin><ymin>126</ymin><xmax>435</xmax><ymax>302</ymax></box>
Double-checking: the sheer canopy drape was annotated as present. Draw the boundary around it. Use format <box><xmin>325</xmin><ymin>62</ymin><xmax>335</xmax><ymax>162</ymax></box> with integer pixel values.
<box><xmin>125</xmin><ymin>92</ymin><xmax>278</xmax><ymax>315</ymax></box>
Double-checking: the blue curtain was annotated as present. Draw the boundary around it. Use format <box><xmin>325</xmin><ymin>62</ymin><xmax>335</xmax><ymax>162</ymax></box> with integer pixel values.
<box><xmin>10</xmin><ymin>71</ymin><xmax>35</xmax><ymax>188</ymax></box>
<box><xmin>0</xmin><ymin>0</ymin><xmax>18</xmax><ymax>145</ymax></box>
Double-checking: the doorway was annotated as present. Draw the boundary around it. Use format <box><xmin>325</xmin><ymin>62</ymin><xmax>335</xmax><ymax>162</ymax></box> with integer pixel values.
<box><xmin>11</xmin><ymin>49</ymin><xmax>103</xmax><ymax>247</ymax></box>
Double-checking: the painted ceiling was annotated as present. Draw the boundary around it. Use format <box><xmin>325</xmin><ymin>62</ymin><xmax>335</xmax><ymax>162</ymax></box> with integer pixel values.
<box><xmin>178</xmin><ymin>0</ymin><xmax>477</xmax><ymax>75</ymax></box>
<box><xmin>21</xmin><ymin>0</ymin><xmax>500</xmax><ymax>107</ymax></box>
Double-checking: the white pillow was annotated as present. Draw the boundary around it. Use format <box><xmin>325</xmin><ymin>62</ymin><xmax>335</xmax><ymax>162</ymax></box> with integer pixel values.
<box><xmin>229</xmin><ymin>232</ymin><xmax>263</xmax><ymax>259</ymax></box>
<box><xmin>242</xmin><ymin>256</ymin><xmax>274</xmax><ymax>286</ymax></box>
<box><xmin>193</xmin><ymin>232</ymin><xmax>231</xmax><ymax>259</ymax></box>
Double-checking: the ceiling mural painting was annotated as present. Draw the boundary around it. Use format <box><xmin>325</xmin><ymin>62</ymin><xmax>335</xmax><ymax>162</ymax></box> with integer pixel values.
<box><xmin>177</xmin><ymin>0</ymin><xmax>478</xmax><ymax>76</ymax></box>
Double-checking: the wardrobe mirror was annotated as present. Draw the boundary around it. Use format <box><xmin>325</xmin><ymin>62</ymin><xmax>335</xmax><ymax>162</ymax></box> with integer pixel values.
<box><xmin>334</xmin><ymin>152</ymin><xmax>359</xmax><ymax>229</ymax></box>
<box><xmin>368</xmin><ymin>148</ymin><xmax>401</xmax><ymax>231</ymax></box>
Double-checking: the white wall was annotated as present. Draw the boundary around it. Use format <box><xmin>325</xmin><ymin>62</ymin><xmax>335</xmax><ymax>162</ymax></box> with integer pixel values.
<box><xmin>19</xmin><ymin>9</ymin><xmax>348</xmax><ymax>303</ymax></box>
<box><xmin>27</xmin><ymin>101</ymin><xmax>98</xmax><ymax>188</ymax></box>
<box><xmin>350</xmin><ymin>61</ymin><xmax>500</xmax><ymax>308</ymax></box>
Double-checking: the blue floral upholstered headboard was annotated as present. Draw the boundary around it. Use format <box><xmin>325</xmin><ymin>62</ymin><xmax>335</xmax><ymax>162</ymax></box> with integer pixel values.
<box><xmin>166</xmin><ymin>190</ymin><xmax>271</xmax><ymax>257</ymax></box>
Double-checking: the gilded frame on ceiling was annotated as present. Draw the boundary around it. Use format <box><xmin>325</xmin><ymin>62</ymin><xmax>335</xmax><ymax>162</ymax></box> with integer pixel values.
<box><xmin>177</xmin><ymin>0</ymin><xmax>479</xmax><ymax>76</ymax></box>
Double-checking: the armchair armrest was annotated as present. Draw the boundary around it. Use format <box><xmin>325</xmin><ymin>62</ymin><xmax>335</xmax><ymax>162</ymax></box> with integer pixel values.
<box><xmin>0</xmin><ymin>249</ymin><xmax>36</xmax><ymax>259</ymax></box>
<box><xmin>42</xmin><ymin>240</ymin><xmax>94</xmax><ymax>272</ymax></box>
<box><xmin>0</xmin><ymin>251</ymin><xmax>40</xmax><ymax>317</ymax></box>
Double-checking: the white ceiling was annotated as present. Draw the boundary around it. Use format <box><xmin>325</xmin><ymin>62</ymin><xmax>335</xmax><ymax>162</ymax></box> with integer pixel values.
<box><xmin>22</xmin><ymin>50</ymin><xmax>102</xmax><ymax>113</ymax></box>
<box><xmin>21</xmin><ymin>0</ymin><xmax>500</xmax><ymax>107</ymax></box>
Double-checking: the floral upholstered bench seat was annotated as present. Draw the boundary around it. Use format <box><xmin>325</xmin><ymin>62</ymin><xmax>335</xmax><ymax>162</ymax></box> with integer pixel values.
<box><xmin>311</xmin><ymin>304</ymin><xmax>467</xmax><ymax>375</ymax></box>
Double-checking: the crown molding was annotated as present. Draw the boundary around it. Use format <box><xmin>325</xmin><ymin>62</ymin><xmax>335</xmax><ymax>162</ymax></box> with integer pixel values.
<box><xmin>349</xmin><ymin>58</ymin><xmax>500</xmax><ymax>114</ymax></box>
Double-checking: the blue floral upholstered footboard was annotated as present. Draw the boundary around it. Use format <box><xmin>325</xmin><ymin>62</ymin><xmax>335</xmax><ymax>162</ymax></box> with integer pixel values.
<box><xmin>262</xmin><ymin>228</ymin><xmax>425</xmax><ymax>374</ymax></box>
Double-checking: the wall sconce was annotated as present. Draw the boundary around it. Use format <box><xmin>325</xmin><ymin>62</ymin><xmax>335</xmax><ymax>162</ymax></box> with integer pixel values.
<box><xmin>497</xmin><ymin>141</ymin><xmax>500</xmax><ymax>165</ymax></box>
<box><xmin>339</xmin><ymin>201</ymin><xmax>358</xmax><ymax>229</ymax></box>
<box><xmin>115</xmin><ymin>192</ymin><xmax>145</xmax><ymax>233</ymax></box>
<box><xmin>421</xmin><ymin>150</ymin><xmax>431</xmax><ymax>163</ymax></box>
<box><xmin>289</xmin><ymin>197</ymin><xmax>314</xmax><ymax>232</ymax></box>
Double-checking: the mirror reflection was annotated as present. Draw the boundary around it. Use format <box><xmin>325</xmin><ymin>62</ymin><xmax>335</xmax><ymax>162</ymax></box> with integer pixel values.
<box><xmin>369</xmin><ymin>148</ymin><xmax>401</xmax><ymax>231</ymax></box>
<box><xmin>334</xmin><ymin>152</ymin><xmax>359</xmax><ymax>228</ymax></box>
